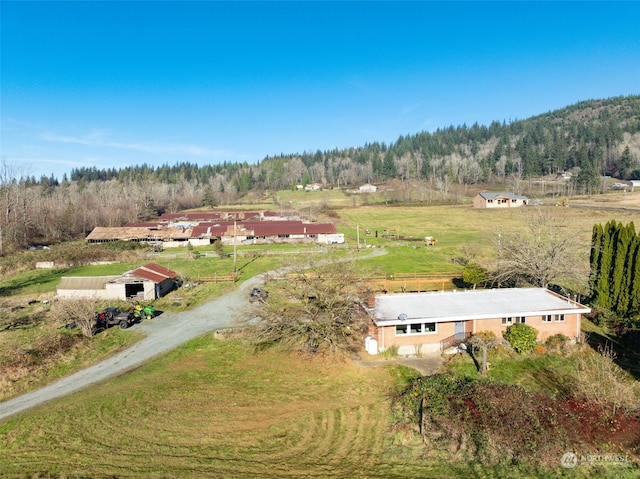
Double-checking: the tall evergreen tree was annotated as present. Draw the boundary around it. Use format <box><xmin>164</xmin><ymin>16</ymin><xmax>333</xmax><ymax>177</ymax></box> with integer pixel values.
<box><xmin>589</xmin><ymin>223</ymin><xmax>604</xmax><ymax>294</ymax></box>
<box><xmin>590</xmin><ymin>220</ymin><xmax>640</xmax><ymax>322</ymax></box>
<box><xmin>611</xmin><ymin>222</ymin><xmax>633</xmax><ymax>313</ymax></box>
<box><xmin>629</xmin><ymin>237</ymin><xmax>640</xmax><ymax>317</ymax></box>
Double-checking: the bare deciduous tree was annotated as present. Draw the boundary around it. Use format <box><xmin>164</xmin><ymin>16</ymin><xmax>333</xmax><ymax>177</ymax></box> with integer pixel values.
<box><xmin>468</xmin><ymin>331</ymin><xmax>499</xmax><ymax>377</ymax></box>
<box><xmin>493</xmin><ymin>207</ymin><xmax>589</xmax><ymax>291</ymax></box>
<box><xmin>246</xmin><ymin>258</ymin><xmax>371</xmax><ymax>355</ymax></box>
<box><xmin>53</xmin><ymin>298</ymin><xmax>101</xmax><ymax>338</ymax></box>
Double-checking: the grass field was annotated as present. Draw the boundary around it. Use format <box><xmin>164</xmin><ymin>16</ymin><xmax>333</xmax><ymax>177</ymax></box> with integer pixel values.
<box><xmin>333</xmin><ymin>203</ymin><xmax>636</xmax><ymax>274</ymax></box>
<box><xmin>2</xmin><ymin>336</ymin><xmax>633</xmax><ymax>479</ymax></box>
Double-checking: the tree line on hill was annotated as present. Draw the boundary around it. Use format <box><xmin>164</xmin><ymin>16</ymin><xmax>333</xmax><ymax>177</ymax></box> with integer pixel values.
<box><xmin>1</xmin><ymin>95</ymin><xmax>639</xmax><ymax>253</ymax></box>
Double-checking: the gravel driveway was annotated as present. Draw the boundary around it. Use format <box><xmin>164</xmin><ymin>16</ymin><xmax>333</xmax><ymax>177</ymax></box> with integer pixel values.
<box><xmin>0</xmin><ymin>249</ymin><xmax>388</xmax><ymax>421</ymax></box>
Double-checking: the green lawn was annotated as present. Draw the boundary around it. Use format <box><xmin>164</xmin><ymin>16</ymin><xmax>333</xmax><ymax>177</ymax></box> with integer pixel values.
<box><xmin>2</xmin><ymin>336</ymin><xmax>629</xmax><ymax>478</ymax></box>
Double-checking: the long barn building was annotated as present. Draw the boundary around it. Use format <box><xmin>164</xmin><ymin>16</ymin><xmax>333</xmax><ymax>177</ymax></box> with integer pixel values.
<box><xmin>86</xmin><ymin>211</ymin><xmax>344</xmax><ymax>248</ymax></box>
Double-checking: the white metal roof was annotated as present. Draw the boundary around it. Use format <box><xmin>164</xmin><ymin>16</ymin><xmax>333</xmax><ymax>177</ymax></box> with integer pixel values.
<box><xmin>369</xmin><ymin>288</ymin><xmax>590</xmax><ymax>326</ymax></box>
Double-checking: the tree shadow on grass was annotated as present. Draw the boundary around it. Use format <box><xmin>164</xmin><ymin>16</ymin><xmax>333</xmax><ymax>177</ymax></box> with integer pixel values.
<box><xmin>584</xmin><ymin>330</ymin><xmax>640</xmax><ymax>380</ymax></box>
<box><xmin>529</xmin><ymin>367</ymin><xmax>573</xmax><ymax>398</ymax></box>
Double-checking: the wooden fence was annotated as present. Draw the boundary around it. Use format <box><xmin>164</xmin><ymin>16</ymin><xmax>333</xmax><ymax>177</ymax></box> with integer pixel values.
<box><xmin>193</xmin><ymin>273</ymin><xmax>237</xmax><ymax>283</ymax></box>
<box><xmin>266</xmin><ymin>271</ymin><xmax>460</xmax><ymax>293</ymax></box>
<box><xmin>365</xmin><ymin>272</ymin><xmax>459</xmax><ymax>293</ymax></box>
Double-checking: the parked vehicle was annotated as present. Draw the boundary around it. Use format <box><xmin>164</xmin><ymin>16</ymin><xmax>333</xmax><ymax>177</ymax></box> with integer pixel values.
<box><xmin>129</xmin><ymin>303</ymin><xmax>155</xmax><ymax>320</ymax></box>
<box><xmin>250</xmin><ymin>287</ymin><xmax>269</xmax><ymax>301</ymax></box>
<box><xmin>94</xmin><ymin>307</ymin><xmax>136</xmax><ymax>330</ymax></box>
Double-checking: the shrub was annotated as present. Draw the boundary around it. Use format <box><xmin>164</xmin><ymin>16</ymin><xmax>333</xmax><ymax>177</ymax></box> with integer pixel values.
<box><xmin>246</xmin><ymin>257</ymin><xmax>371</xmax><ymax>355</ymax></box>
<box><xmin>545</xmin><ymin>333</ymin><xmax>570</xmax><ymax>354</ymax></box>
<box><xmin>503</xmin><ymin>323</ymin><xmax>538</xmax><ymax>354</ymax></box>
<box><xmin>533</xmin><ymin>344</ymin><xmax>546</xmax><ymax>355</ymax></box>
<box><xmin>572</xmin><ymin>345</ymin><xmax>639</xmax><ymax>416</ymax></box>
<box><xmin>380</xmin><ymin>345</ymin><xmax>399</xmax><ymax>358</ymax></box>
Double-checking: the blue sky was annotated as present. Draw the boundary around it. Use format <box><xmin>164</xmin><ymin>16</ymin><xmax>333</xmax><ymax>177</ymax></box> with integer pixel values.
<box><xmin>2</xmin><ymin>1</ymin><xmax>639</xmax><ymax>181</ymax></box>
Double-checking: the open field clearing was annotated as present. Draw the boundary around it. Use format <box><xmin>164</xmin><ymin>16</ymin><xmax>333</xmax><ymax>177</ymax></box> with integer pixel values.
<box><xmin>4</xmin><ymin>336</ymin><xmax>638</xmax><ymax>479</ymax></box>
<box><xmin>3</xmin><ymin>337</ymin><xmax>634</xmax><ymax>479</ymax></box>
<box><xmin>334</xmin><ymin>203</ymin><xmax>638</xmax><ymax>274</ymax></box>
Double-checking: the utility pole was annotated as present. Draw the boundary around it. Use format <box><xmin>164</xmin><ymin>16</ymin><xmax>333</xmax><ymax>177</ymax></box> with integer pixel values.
<box><xmin>233</xmin><ymin>220</ymin><xmax>237</xmax><ymax>278</ymax></box>
<box><xmin>356</xmin><ymin>223</ymin><xmax>360</xmax><ymax>250</ymax></box>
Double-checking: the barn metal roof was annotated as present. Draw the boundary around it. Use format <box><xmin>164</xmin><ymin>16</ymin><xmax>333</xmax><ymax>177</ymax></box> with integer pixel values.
<box><xmin>86</xmin><ymin>226</ymin><xmax>192</xmax><ymax>241</ymax></box>
<box><xmin>129</xmin><ymin>263</ymin><xmax>179</xmax><ymax>283</ymax></box>
<box><xmin>57</xmin><ymin>276</ymin><xmax>119</xmax><ymax>290</ymax></box>
<box><xmin>369</xmin><ymin>288</ymin><xmax>590</xmax><ymax>326</ymax></box>
<box><xmin>246</xmin><ymin>221</ymin><xmax>336</xmax><ymax>236</ymax></box>
<box><xmin>189</xmin><ymin>220</ymin><xmax>337</xmax><ymax>237</ymax></box>
<box><xmin>191</xmin><ymin>223</ymin><xmax>232</xmax><ymax>237</ymax></box>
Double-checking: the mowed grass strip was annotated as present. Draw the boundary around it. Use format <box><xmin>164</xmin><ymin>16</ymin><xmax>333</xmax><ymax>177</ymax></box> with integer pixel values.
<box><xmin>0</xmin><ymin>336</ymin><xmax>441</xmax><ymax>478</ymax></box>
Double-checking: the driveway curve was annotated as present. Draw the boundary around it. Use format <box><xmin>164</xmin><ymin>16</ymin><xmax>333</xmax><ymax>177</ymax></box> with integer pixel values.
<box><xmin>0</xmin><ymin>249</ymin><xmax>387</xmax><ymax>421</ymax></box>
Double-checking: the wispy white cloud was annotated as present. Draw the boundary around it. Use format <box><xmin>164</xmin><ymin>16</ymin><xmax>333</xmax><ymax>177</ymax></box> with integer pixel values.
<box><xmin>400</xmin><ymin>103</ymin><xmax>420</xmax><ymax>116</ymax></box>
<box><xmin>40</xmin><ymin>130</ymin><xmax>232</xmax><ymax>159</ymax></box>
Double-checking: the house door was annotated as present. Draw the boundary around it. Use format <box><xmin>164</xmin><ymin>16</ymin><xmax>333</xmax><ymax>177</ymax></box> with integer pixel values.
<box><xmin>454</xmin><ymin>321</ymin><xmax>466</xmax><ymax>340</ymax></box>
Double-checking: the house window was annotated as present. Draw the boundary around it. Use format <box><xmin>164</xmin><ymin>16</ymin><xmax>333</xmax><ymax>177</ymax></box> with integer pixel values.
<box><xmin>501</xmin><ymin>317</ymin><xmax>513</xmax><ymax>325</ymax></box>
<box><xmin>424</xmin><ymin>322</ymin><xmax>436</xmax><ymax>333</ymax></box>
<box><xmin>517</xmin><ymin>316</ymin><xmax>526</xmax><ymax>324</ymax></box>
<box><xmin>396</xmin><ymin>323</ymin><xmax>437</xmax><ymax>335</ymax></box>
<box><xmin>542</xmin><ymin>315</ymin><xmax>552</xmax><ymax>323</ymax></box>
<box><xmin>555</xmin><ymin>314</ymin><xmax>565</xmax><ymax>322</ymax></box>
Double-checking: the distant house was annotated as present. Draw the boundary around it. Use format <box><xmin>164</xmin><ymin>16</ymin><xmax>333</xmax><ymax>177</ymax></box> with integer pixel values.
<box><xmin>556</xmin><ymin>171</ymin><xmax>572</xmax><ymax>181</ymax></box>
<box><xmin>304</xmin><ymin>183</ymin><xmax>321</xmax><ymax>191</ymax></box>
<box><xmin>363</xmin><ymin>288</ymin><xmax>589</xmax><ymax>355</ymax></box>
<box><xmin>56</xmin><ymin>263</ymin><xmax>180</xmax><ymax>301</ymax></box>
<box><xmin>357</xmin><ymin>183</ymin><xmax>378</xmax><ymax>194</ymax></box>
<box><xmin>473</xmin><ymin>192</ymin><xmax>529</xmax><ymax>208</ymax></box>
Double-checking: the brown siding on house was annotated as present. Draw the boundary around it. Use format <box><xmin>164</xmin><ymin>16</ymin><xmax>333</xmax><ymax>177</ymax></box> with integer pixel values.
<box><xmin>373</xmin><ymin>314</ymin><xmax>582</xmax><ymax>351</ymax></box>
<box><xmin>473</xmin><ymin>195</ymin><xmax>486</xmax><ymax>208</ymax></box>
<box><xmin>474</xmin><ymin>314</ymin><xmax>580</xmax><ymax>341</ymax></box>
<box><xmin>376</xmin><ymin>321</ymin><xmax>456</xmax><ymax>350</ymax></box>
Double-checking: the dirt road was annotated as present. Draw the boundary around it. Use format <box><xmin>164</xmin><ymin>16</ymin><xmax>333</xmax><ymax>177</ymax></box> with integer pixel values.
<box><xmin>0</xmin><ymin>249</ymin><xmax>388</xmax><ymax>421</ymax></box>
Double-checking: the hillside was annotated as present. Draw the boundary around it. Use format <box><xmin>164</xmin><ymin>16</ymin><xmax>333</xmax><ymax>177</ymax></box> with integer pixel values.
<box><xmin>65</xmin><ymin>94</ymin><xmax>640</xmax><ymax>189</ymax></box>
<box><xmin>1</xmin><ymin>96</ymin><xmax>639</xmax><ymax>253</ymax></box>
